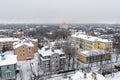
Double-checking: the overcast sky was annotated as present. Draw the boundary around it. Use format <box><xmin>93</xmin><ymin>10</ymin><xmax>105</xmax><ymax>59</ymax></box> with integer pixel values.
<box><xmin>0</xmin><ymin>0</ymin><xmax>120</xmax><ymax>24</ymax></box>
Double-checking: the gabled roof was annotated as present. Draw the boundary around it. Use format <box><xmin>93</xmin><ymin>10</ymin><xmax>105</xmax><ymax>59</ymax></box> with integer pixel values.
<box><xmin>13</xmin><ymin>38</ymin><xmax>34</xmax><ymax>49</ymax></box>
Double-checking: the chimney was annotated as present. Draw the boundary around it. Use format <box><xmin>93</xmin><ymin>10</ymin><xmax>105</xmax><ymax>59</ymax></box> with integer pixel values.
<box><xmin>84</xmin><ymin>73</ymin><xmax>87</xmax><ymax>79</ymax></box>
<box><xmin>1</xmin><ymin>54</ymin><xmax>5</xmax><ymax>60</ymax></box>
<box><xmin>92</xmin><ymin>72</ymin><xmax>97</xmax><ymax>80</ymax></box>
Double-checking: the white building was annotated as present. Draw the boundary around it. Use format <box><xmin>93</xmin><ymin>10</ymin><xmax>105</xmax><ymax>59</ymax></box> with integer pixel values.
<box><xmin>39</xmin><ymin>45</ymin><xmax>66</xmax><ymax>73</ymax></box>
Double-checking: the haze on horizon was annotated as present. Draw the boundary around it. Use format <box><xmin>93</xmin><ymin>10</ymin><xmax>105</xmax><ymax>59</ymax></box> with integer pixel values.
<box><xmin>0</xmin><ymin>0</ymin><xmax>120</xmax><ymax>24</ymax></box>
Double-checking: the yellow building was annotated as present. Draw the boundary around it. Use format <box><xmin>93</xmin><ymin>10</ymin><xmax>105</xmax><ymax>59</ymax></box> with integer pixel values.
<box><xmin>71</xmin><ymin>32</ymin><xmax>112</xmax><ymax>51</ymax></box>
<box><xmin>77</xmin><ymin>50</ymin><xmax>111</xmax><ymax>64</ymax></box>
<box><xmin>0</xmin><ymin>38</ymin><xmax>19</xmax><ymax>51</ymax></box>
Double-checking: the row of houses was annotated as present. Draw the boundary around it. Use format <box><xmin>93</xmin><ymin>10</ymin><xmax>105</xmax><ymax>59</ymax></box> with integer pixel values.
<box><xmin>0</xmin><ymin>31</ymin><xmax>114</xmax><ymax>80</ymax></box>
<box><xmin>0</xmin><ymin>37</ymin><xmax>66</xmax><ymax>80</ymax></box>
<box><xmin>0</xmin><ymin>37</ymin><xmax>38</xmax><ymax>80</ymax></box>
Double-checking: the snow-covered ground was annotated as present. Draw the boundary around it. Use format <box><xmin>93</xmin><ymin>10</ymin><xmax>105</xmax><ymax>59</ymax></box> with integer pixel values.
<box><xmin>17</xmin><ymin>52</ymin><xmax>41</xmax><ymax>80</ymax></box>
<box><xmin>106</xmin><ymin>72</ymin><xmax>120</xmax><ymax>80</ymax></box>
<box><xmin>3</xmin><ymin>50</ymin><xmax>14</xmax><ymax>55</ymax></box>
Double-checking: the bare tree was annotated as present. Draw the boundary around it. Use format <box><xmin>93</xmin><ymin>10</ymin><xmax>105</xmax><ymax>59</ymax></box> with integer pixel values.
<box><xmin>63</xmin><ymin>42</ymin><xmax>76</xmax><ymax>70</ymax></box>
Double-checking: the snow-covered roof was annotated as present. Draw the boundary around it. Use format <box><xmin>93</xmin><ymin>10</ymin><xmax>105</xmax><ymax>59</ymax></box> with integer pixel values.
<box><xmin>13</xmin><ymin>31</ymin><xmax>24</xmax><ymax>34</ymax></box>
<box><xmin>3</xmin><ymin>50</ymin><xmax>14</xmax><ymax>55</ymax></box>
<box><xmin>31</xmin><ymin>39</ymin><xmax>38</xmax><ymax>42</ymax></box>
<box><xmin>0</xmin><ymin>29</ymin><xmax>9</xmax><ymax>32</ymax></box>
<box><xmin>80</xmin><ymin>50</ymin><xmax>106</xmax><ymax>57</ymax></box>
<box><xmin>71</xmin><ymin>32</ymin><xmax>112</xmax><ymax>43</ymax></box>
<box><xmin>0</xmin><ymin>54</ymin><xmax>17</xmax><ymax>66</ymax></box>
<box><xmin>13</xmin><ymin>38</ymin><xmax>34</xmax><ymax>49</ymax></box>
<box><xmin>71</xmin><ymin>71</ymin><xmax>106</xmax><ymax>80</ymax></box>
<box><xmin>0</xmin><ymin>37</ymin><xmax>19</xmax><ymax>42</ymax></box>
<box><xmin>62</xmin><ymin>71</ymin><xmax>106</xmax><ymax>80</ymax></box>
<box><xmin>38</xmin><ymin>46</ymin><xmax>64</xmax><ymax>56</ymax></box>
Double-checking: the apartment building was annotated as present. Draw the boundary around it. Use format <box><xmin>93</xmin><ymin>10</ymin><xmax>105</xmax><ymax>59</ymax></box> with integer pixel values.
<box><xmin>77</xmin><ymin>50</ymin><xmax>111</xmax><ymax>64</ymax></box>
<box><xmin>13</xmin><ymin>38</ymin><xmax>38</xmax><ymax>61</ymax></box>
<box><xmin>12</xmin><ymin>31</ymin><xmax>24</xmax><ymax>38</ymax></box>
<box><xmin>39</xmin><ymin>45</ymin><xmax>66</xmax><ymax>73</ymax></box>
<box><xmin>71</xmin><ymin>32</ymin><xmax>113</xmax><ymax>51</ymax></box>
<box><xmin>0</xmin><ymin>38</ymin><xmax>19</xmax><ymax>51</ymax></box>
<box><xmin>0</xmin><ymin>54</ymin><xmax>17</xmax><ymax>80</ymax></box>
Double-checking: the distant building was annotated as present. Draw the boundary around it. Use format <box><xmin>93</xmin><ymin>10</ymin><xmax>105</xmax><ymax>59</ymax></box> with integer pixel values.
<box><xmin>0</xmin><ymin>54</ymin><xmax>17</xmax><ymax>80</ymax></box>
<box><xmin>23</xmin><ymin>28</ymin><xmax>36</xmax><ymax>36</ymax></box>
<box><xmin>13</xmin><ymin>38</ymin><xmax>38</xmax><ymax>61</ymax></box>
<box><xmin>71</xmin><ymin>32</ymin><xmax>113</xmax><ymax>51</ymax></box>
<box><xmin>0</xmin><ymin>35</ymin><xmax>7</xmax><ymax>38</ymax></box>
<box><xmin>0</xmin><ymin>29</ymin><xmax>13</xmax><ymax>35</ymax></box>
<box><xmin>12</xmin><ymin>31</ymin><xmax>24</xmax><ymax>38</ymax></box>
<box><xmin>59</xmin><ymin>22</ymin><xmax>68</xmax><ymax>29</ymax></box>
<box><xmin>0</xmin><ymin>37</ymin><xmax>19</xmax><ymax>51</ymax></box>
<box><xmin>77</xmin><ymin>50</ymin><xmax>111</xmax><ymax>64</ymax></box>
<box><xmin>39</xmin><ymin>45</ymin><xmax>66</xmax><ymax>73</ymax></box>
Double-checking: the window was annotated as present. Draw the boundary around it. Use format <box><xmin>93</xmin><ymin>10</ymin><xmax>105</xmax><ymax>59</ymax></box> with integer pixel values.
<box><xmin>6</xmin><ymin>66</ymin><xmax>11</xmax><ymax>79</ymax></box>
<box><xmin>28</xmin><ymin>48</ymin><xmax>32</xmax><ymax>54</ymax></box>
<box><xmin>7</xmin><ymin>66</ymin><xmax>9</xmax><ymax>69</ymax></box>
<box><xmin>90</xmin><ymin>56</ymin><xmax>94</xmax><ymax>63</ymax></box>
<box><xmin>56</xmin><ymin>61</ymin><xmax>58</xmax><ymax>63</ymax></box>
<box><xmin>20</xmin><ymin>53</ymin><xmax>22</xmax><ymax>56</ymax></box>
<box><xmin>6</xmin><ymin>71</ymin><xmax>11</xmax><ymax>78</ymax></box>
<box><xmin>60</xmin><ymin>54</ymin><xmax>64</xmax><ymax>57</ymax></box>
<box><xmin>94</xmin><ymin>55</ymin><xmax>97</xmax><ymax>61</ymax></box>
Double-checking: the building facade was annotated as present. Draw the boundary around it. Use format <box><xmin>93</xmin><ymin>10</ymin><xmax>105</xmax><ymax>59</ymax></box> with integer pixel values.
<box><xmin>12</xmin><ymin>32</ymin><xmax>24</xmax><ymax>38</ymax></box>
<box><xmin>13</xmin><ymin>38</ymin><xmax>38</xmax><ymax>61</ymax></box>
<box><xmin>0</xmin><ymin>38</ymin><xmax>19</xmax><ymax>51</ymax></box>
<box><xmin>71</xmin><ymin>32</ymin><xmax>113</xmax><ymax>51</ymax></box>
<box><xmin>39</xmin><ymin>46</ymin><xmax>66</xmax><ymax>73</ymax></box>
<box><xmin>77</xmin><ymin>50</ymin><xmax>111</xmax><ymax>64</ymax></box>
<box><xmin>0</xmin><ymin>55</ymin><xmax>17</xmax><ymax>80</ymax></box>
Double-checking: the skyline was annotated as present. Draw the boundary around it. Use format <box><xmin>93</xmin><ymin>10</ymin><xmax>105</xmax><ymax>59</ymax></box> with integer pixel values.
<box><xmin>0</xmin><ymin>0</ymin><xmax>120</xmax><ymax>24</ymax></box>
